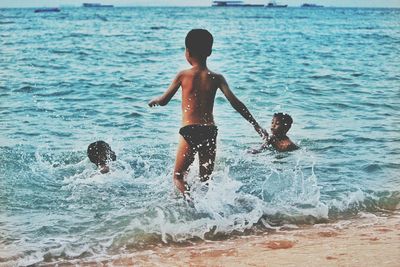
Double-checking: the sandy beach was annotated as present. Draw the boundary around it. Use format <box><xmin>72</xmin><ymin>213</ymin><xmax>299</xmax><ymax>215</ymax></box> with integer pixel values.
<box><xmin>47</xmin><ymin>211</ymin><xmax>400</xmax><ymax>267</ymax></box>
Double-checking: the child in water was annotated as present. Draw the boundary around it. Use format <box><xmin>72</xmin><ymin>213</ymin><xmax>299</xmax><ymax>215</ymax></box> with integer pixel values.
<box><xmin>87</xmin><ymin>141</ymin><xmax>116</xmax><ymax>174</ymax></box>
<box><xmin>250</xmin><ymin>113</ymin><xmax>298</xmax><ymax>154</ymax></box>
<box><xmin>148</xmin><ymin>29</ymin><xmax>266</xmax><ymax>197</ymax></box>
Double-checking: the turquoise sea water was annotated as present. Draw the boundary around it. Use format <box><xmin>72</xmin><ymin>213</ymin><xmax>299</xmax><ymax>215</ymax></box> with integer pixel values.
<box><xmin>1</xmin><ymin>6</ymin><xmax>399</xmax><ymax>265</ymax></box>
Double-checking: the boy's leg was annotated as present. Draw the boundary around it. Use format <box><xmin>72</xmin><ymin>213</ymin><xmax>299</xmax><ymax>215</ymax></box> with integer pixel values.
<box><xmin>174</xmin><ymin>137</ymin><xmax>196</xmax><ymax>193</ymax></box>
<box><xmin>198</xmin><ymin>142</ymin><xmax>216</xmax><ymax>182</ymax></box>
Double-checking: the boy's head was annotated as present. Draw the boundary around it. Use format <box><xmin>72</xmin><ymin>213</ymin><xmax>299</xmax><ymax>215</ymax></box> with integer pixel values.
<box><xmin>185</xmin><ymin>29</ymin><xmax>213</xmax><ymax>59</ymax></box>
<box><xmin>271</xmin><ymin>113</ymin><xmax>293</xmax><ymax>136</ymax></box>
<box><xmin>87</xmin><ymin>141</ymin><xmax>116</xmax><ymax>167</ymax></box>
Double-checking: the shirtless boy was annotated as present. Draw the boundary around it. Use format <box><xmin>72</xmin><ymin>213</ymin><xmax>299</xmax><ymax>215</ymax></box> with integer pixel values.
<box><xmin>250</xmin><ymin>113</ymin><xmax>299</xmax><ymax>154</ymax></box>
<box><xmin>149</xmin><ymin>29</ymin><xmax>266</xmax><ymax>196</ymax></box>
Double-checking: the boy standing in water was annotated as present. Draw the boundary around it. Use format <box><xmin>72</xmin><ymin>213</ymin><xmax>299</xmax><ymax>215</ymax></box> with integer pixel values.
<box><xmin>149</xmin><ymin>29</ymin><xmax>266</xmax><ymax>196</ymax></box>
<box><xmin>250</xmin><ymin>113</ymin><xmax>298</xmax><ymax>154</ymax></box>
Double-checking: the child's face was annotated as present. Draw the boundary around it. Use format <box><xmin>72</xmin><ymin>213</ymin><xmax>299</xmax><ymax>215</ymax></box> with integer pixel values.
<box><xmin>270</xmin><ymin>117</ymin><xmax>288</xmax><ymax>136</ymax></box>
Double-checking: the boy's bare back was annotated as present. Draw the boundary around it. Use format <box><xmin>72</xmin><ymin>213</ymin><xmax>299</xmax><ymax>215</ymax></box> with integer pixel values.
<box><xmin>179</xmin><ymin>67</ymin><xmax>219</xmax><ymax>126</ymax></box>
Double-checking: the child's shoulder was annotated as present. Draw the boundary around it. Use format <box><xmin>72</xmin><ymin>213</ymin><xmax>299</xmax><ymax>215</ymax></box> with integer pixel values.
<box><xmin>178</xmin><ymin>68</ymin><xmax>223</xmax><ymax>80</ymax></box>
<box><xmin>208</xmin><ymin>69</ymin><xmax>222</xmax><ymax>78</ymax></box>
<box><xmin>202</xmin><ymin>68</ymin><xmax>220</xmax><ymax>76</ymax></box>
<box><xmin>202</xmin><ymin>69</ymin><xmax>225</xmax><ymax>83</ymax></box>
<box><xmin>175</xmin><ymin>68</ymin><xmax>194</xmax><ymax>79</ymax></box>
<box><xmin>209</xmin><ymin>71</ymin><xmax>227</xmax><ymax>83</ymax></box>
<box><xmin>276</xmin><ymin>139</ymin><xmax>299</xmax><ymax>152</ymax></box>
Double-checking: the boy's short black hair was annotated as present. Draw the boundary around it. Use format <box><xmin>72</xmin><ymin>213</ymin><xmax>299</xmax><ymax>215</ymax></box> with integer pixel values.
<box><xmin>185</xmin><ymin>29</ymin><xmax>213</xmax><ymax>58</ymax></box>
<box><xmin>274</xmin><ymin>113</ymin><xmax>293</xmax><ymax>128</ymax></box>
<box><xmin>87</xmin><ymin>141</ymin><xmax>116</xmax><ymax>166</ymax></box>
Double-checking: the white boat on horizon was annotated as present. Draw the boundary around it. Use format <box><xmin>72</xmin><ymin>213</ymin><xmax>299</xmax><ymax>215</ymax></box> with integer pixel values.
<box><xmin>265</xmin><ymin>1</ymin><xmax>288</xmax><ymax>8</ymax></box>
<box><xmin>212</xmin><ymin>1</ymin><xmax>264</xmax><ymax>7</ymax></box>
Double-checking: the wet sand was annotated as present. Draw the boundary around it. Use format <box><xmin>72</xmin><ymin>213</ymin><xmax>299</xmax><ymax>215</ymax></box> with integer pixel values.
<box><xmin>48</xmin><ymin>212</ymin><xmax>400</xmax><ymax>267</ymax></box>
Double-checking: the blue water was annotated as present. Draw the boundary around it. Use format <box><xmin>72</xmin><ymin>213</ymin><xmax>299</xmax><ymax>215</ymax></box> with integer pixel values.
<box><xmin>1</xmin><ymin>6</ymin><xmax>399</xmax><ymax>265</ymax></box>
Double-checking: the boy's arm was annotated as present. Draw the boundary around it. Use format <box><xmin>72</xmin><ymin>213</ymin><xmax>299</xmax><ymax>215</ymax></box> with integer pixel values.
<box><xmin>218</xmin><ymin>75</ymin><xmax>268</xmax><ymax>139</ymax></box>
<box><xmin>148</xmin><ymin>72</ymin><xmax>182</xmax><ymax>107</ymax></box>
<box><xmin>248</xmin><ymin>142</ymin><xmax>269</xmax><ymax>154</ymax></box>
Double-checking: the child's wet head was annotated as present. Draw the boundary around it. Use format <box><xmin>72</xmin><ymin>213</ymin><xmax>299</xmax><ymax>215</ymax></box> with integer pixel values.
<box><xmin>185</xmin><ymin>29</ymin><xmax>213</xmax><ymax>59</ymax></box>
<box><xmin>271</xmin><ymin>113</ymin><xmax>293</xmax><ymax>136</ymax></box>
<box><xmin>87</xmin><ymin>141</ymin><xmax>116</xmax><ymax>167</ymax></box>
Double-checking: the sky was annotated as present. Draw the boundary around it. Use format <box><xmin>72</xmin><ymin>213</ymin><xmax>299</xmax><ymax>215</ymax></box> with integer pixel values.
<box><xmin>0</xmin><ymin>0</ymin><xmax>399</xmax><ymax>8</ymax></box>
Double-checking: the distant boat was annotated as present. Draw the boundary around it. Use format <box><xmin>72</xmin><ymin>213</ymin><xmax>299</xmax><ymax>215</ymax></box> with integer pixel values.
<box><xmin>212</xmin><ymin>1</ymin><xmax>264</xmax><ymax>7</ymax></box>
<box><xmin>265</xmin><ymin>1</ymin><xmax>288</xmax><ymax>8</ymax></box>
<box><xmin>82</xmin><ymin>3</ymin><xmax>114</xmax><ymax>7</ymax></box>
<box><xmin>34</xmin><ymin>8</ymin><xmax>61</xmax><ymax>13</ymax></box>
<box><xmin>301</xmin><ymin>3</ymin><xmax>324</xmax><ymax>7</ymax></box>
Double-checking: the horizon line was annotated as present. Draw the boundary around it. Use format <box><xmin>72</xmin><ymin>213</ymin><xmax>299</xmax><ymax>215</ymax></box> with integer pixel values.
<box><xmin>1</xmin><ymin>5</ymin><xmax>400</xmax><ymax>8</ymax></box>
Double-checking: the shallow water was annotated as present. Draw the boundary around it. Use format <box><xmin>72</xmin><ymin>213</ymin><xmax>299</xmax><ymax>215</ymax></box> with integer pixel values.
<box><xmin>0</xmin><ymin>6</ymin><xmax>399</xmax><ymax>265</ymax></box>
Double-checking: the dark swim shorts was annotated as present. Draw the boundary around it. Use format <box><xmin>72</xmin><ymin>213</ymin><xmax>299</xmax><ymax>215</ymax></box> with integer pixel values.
<box><xmin>179</xmin><ymin>125</ymin><xmax>218</xmax><ymax>149</ymax></box>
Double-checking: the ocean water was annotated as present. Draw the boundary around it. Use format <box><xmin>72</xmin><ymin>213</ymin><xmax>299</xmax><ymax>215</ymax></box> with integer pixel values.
<box><xmin>1</xmin><ymin>6</ymin><xmax>399</xmax><ymax>265</ymax></box>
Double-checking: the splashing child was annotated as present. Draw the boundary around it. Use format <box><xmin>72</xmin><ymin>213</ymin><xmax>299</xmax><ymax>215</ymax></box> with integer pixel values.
<box><xmin>250</xmin><ymin>113</ymin><xmax>299</xmax><ymax>154</ymax></box>
<box><xmin>149</xmin><ymin>29</ymin><xmax>267</xmax><ymax>198</ymax></box>
<box><xmin>87</xmin><ymin>141</ymin><xmax>116</xmax><ymax>174</ymax></box>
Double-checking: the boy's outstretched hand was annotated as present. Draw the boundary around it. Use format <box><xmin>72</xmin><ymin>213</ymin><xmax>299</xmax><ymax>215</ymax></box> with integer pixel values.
<box><xmin>148</xmin><ymin>98</ymin><xmax>160</xmax><ymax>107</ymax></box>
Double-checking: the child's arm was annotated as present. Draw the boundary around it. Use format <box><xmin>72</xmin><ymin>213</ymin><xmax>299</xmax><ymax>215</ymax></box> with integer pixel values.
<box><xmin>148</xmin><ymin>72</ymin><xmax>182</xmax><ymax>107</ymax></box>
<box><xmin>248</xmin><ymin>142</ymin><xmax>269</xmax><ymax>154</ymax></box>
<box><xmin>218</xmin><ymin>75</ymin><xmax>268</xmax><ymax>139</ymax></box>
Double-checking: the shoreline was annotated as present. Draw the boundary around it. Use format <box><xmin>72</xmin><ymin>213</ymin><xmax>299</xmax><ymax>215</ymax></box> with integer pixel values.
<box><xmin>44</xmin><ymin>211</ymin><xmax>400</xmax><ymax>266</ymax></box>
